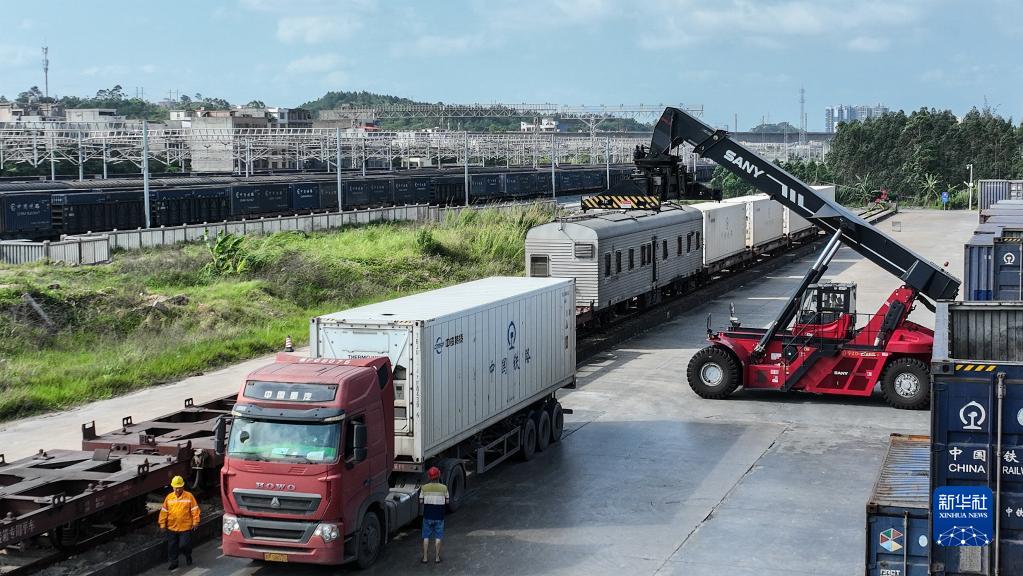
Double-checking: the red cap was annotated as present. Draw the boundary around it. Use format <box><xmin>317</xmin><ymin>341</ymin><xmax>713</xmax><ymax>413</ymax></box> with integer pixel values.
<box><xmin>427</xmin><ymin>466</ymin><xmax>441</xmax><ymax>480</ymax></box>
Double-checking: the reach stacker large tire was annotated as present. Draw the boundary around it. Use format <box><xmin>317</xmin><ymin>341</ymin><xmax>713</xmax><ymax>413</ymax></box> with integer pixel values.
<box><xmin>880</xmin><ymin>357</ymin><xmax>930</xmax><ymax>410</ymax></box>
<box><xmin>687</xmin><ymin>346</ymin><xmax>741</xmax><ymax>400</ymax></box>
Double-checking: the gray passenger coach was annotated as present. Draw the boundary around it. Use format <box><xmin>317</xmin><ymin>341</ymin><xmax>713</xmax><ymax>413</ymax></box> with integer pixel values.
<box><xmin>525</xmin><ymin>205</ymin><xmax>704</xmax><ymax>316</ymax></box>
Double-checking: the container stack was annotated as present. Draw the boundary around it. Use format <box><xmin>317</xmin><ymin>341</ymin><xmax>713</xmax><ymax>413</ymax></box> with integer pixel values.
<box><xmin>964</xmin><ymin>199</ymin><xmax>1023</xmax><ymax>301</ymax></box>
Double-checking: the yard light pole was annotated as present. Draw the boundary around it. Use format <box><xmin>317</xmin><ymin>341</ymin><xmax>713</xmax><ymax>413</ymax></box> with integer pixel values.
<box><xmin>966</xmin><ymin>163</ymin><xmax>974</xmax><ymax>211</ymax></box>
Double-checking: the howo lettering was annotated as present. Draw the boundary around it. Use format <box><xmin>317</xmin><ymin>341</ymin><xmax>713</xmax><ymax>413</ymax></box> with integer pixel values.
<box><xmin>216</xmin><ymin>277</ymin><xmax>576</xmax><ymax>568</ymax></box>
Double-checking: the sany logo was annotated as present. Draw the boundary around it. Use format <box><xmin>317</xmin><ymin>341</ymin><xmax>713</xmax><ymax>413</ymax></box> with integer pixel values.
<box><xmin>723</xmin><ymin>150</ymin><xmax>765</xmax><ymax>178</ymax></box>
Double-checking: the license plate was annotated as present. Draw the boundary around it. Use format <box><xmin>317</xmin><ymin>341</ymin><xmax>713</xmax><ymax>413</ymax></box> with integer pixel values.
<box><xmin>264</xmin><ymin>553</ymin><xmax>288</xmax><ymax>562</ymax></box>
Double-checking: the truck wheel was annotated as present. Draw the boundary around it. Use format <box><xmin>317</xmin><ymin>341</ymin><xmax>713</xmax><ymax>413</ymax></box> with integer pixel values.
<box><xmin>548</xmin><ymin>402</ymin><xmax>565</xmax><ymax>443</ymax></box>
<box><xmin>881</xmin><ymin>357</ymin><xmax>930</xmax><ymax>410</ymax></box>
<box><xmin>687</xmin><ymin>346</ymin><xmax>741</xmax><ymax>399</ymax></box>
<box><xmin>445</xmin><ymin>465</ymin><xmax>466</xmax><ymax>513</ymax></box>
<box><xmin>534</xmin><ymin>410</ymin><xmax>552</xmax><ymax>452</ymax></box>
<box><xmin>518</xmin><ymin>416</ymin><xmax>537</xmax><ymax>461</ymax></box>
<box><xmin>355</xmin><ymin>511</ymin><xmax>383</xmax><ymax>569</ymax></box>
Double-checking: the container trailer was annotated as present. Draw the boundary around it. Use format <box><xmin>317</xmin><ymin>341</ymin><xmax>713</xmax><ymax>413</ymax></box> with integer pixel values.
<box><xmin>218</xmin><ymin>277</ymin><xmax>576</xmax><ymax>568</ymax></box>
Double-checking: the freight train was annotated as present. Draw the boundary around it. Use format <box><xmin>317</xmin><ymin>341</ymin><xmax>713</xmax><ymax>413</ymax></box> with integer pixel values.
<box><xmin>525</xmin><ymin>186</ymin><xmax>837</xmax><ymax>323</ymax></box>
<box><xmin>0</xmin><ymin>166</ymin><xmax>637</xmax><ymax>240</ymax></box>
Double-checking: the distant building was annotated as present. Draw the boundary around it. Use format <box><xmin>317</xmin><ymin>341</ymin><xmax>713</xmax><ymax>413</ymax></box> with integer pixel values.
<box><xmin>65</xmin><ymin>108</ymin><xmax>127</xmax><ymax>125</ymax></box>
<box><xmin>267</xmin><ymin>107</ymin><xmax>313</xmax><ymax>129</ymax></box>
<box><xmin>187</xmin><ymin>109</ymin><xmax>270</xmax><ymax>173</ymax></box>
<box><xmin>0</xmin><ymin>101</ymin><xmax>65</xmax><ymax>123</ymax></box>
<box><xmin>519</xmin><ymin>118</ymin><xmax>561</xmax><ymax>132</ymax></box>
<box><xmin>824</xmin><ymin>104</ymin><xmax>889</xmax><ymax>133</ymax></box>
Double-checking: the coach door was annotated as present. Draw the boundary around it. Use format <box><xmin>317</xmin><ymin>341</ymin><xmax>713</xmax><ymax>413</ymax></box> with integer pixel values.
<box><xmin>651</xmin><ymin>236</ymin><xmax>658</xmax><ymax>282</ymax></box>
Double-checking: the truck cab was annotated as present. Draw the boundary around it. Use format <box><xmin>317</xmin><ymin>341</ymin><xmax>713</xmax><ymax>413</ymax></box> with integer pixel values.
<box><xmin>220</xmin><ymin>353</ymin><xmax>394</xmax><ymax>567</ymax></box>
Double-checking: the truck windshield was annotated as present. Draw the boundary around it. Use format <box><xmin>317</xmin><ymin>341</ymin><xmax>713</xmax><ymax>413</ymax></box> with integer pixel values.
<box><xmin>228</xmin><ymin>417</ymin><xmax>341</xmax><ymax>463</ymax></box>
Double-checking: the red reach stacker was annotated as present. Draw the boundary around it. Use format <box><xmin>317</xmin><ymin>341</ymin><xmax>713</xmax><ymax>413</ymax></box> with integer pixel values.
<box><xmin>635</xmin><ymin>107</ymin><xmax>960</xmax><ymax>409</ymax></box>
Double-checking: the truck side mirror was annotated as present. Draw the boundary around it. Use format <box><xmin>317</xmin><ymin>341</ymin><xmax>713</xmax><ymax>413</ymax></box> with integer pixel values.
<box><xmin>214</xmin><ymin>416</ymin><xmax>227</xmax><ymax>456</ymax></box>
<box><xmin>352</xmin><ymin>421</ymin><xmax>368</xmax><ymax>463</ymax></box>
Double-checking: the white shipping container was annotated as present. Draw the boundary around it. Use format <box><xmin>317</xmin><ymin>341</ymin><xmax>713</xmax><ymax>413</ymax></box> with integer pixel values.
<box><xmin>784</xmin><ymin>185</ymin><xmax>836</xmax><ymax>235</ymax></box>
<box><xmin>725</xmin><ymin>194</ymin><xmax>785</xmax><ymax>249</ymax></box>
<box><xmin>310</xmin><ymin>277</ymin><xmax>576</xmax><ymax>464</ymax></box>
<box><xmin>691</xmin><ymin>200</ymin><xmax>747</xmax><ymax>266</ymax></box>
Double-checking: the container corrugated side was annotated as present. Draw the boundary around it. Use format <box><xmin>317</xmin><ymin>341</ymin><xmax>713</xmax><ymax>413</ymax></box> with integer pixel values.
<box><xmin>311</xmin><ymin>277</ymin><xmax>576</xmax><ymax>463</ymax></box>
<box><xmin>786</xmin><ymin>185</ymin><xmax>835</xmax><ymax>235</ymax></box>
<box><xmin>934</xmin><ymin>301</ymin><xmax>1023</xmax><ymax>363</ymax></box>
<box><xmin>979</xmin><ymin>180</ymin><xmax>1023</xmax><ymax>211</ymax></box>
<box><xmin>741</xmin><ymin>194</ymin><xmax>785</xmax><ymax>248</ymax></box>
<box><xmin>865</xmin><ymin>434</ymin><xmax>930</xmax><ymax>576</ymax></box>
<box><xmin>964</xmin><ymin>232</ymin><xmax>995</xmax><ymax>300</ymax></box>
<box><xmin>930</xmin><ymin>362</ymin><xmax>1023</xmax><ymax>575</ymax></box>
<box><xmin>691</xmin><ymin>201</ymin><xmax>747</xmax><ymax>266</ymax></box>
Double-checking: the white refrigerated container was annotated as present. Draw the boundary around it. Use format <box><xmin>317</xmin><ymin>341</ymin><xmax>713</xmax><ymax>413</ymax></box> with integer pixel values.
<box><xmin>310</xmin><ymin>277</ymin><xmax>576</xmax><ymax>464</ymax></box>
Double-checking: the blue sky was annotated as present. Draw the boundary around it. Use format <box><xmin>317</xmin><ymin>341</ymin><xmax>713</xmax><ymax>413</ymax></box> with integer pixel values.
<box><xmin>1</xmin><ymin>0</ymin><xmax>1021</xmax><ymax>131</ymax></box>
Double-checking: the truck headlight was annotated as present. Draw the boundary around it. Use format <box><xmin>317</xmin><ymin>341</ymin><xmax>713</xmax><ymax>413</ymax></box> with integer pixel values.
<box><xmin>222</xmin><ymin>514</ymin><xmax>239</xmax><ymax>535</ymax></box>
<box><xmin>314</xmin><ymin>523</ymin><xmax>340</xmax><ymax>543</ymax></box>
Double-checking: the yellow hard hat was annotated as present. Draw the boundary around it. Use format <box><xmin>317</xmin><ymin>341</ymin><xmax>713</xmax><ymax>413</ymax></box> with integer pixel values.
<box><xmin>171</xmin><ymin>476</ymin><xmax>186</xmax><ymax>488</ymax></box>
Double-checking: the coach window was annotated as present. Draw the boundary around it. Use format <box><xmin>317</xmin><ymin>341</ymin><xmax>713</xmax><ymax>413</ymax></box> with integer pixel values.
<box><xmin>696</xmin><ymin>232</ymin><xmax>702</xmax><ymax>249</ymax></box>
<box><xmin>677</xmin><ymin>236</ymin><xmax>683</xmax><ymax>256</ymax></box>
<box><xmin>629</xmin><ymin>248</ymin><xmax>635</xmax><ymax>270</ymax></box>
<box><xmin>529</xmin><ymin>255</ymin><xmax>549</xmax><ymax>277</ymax></box>
<box><xmin>604</xmin><ymin>253</ymin><xmax>611</xmax><ymax>277</ymax></box>
<box><xmin>662</xmin><ymin>239</ymin><xmax>668</xmax><ymax>260</ymax></box>
<box><xmin>615</xmin><ymin>250</ymin><xmax>622</xmax><ymax>274</ymax></box>
<box><xmin>640</xmin><ymin>244</ymin><xmax>647</xmax><ymax>266</ymax></box>
<box><xmin>574</xmin><ymin>243</ymin><xmax>594</xmax><ymax>259</ymax></box>
<box><xmin>686</xmin><ymin>232</ymin><xmax>693</xmax><ymax>253</ymax></box>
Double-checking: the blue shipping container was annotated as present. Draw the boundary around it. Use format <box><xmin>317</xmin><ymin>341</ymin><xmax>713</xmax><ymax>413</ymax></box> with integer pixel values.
<box><xmin>865</xmin><ymin>434</ymin><xmax>931</xmax><ymax>576</ymax></box>
<box><xmin>1</xmin><ymin>192</ymin><xmax>52</xmax><ymax>236</ymax></box>
<box><xmin>290</xmin><ymin>182</ymin><xmax>321</xmax><ymax>211</ymax></box>
<box><xmin>229</xmin><ymin>184</ymin><xmax>290</xmax><ymax>216</ymax></box>
<box><xmin>930</xmin><ymin>301</ymin><xmax>1023</xmax><ymax>576</ymax></box>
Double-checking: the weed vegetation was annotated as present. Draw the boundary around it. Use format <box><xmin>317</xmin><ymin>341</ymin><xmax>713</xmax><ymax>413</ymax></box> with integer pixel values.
<box><xmin>0</xmin><ymin>204</ymin><xmax>553</xmax><ymax>420</ymax></box>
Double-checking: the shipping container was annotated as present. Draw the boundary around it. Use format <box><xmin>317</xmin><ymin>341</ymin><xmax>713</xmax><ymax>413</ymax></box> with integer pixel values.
<box><xmin>431</xmin><ymin>174</ymin><xmax>465</xmax><ymax>205</ymax></box>
<box><xmin>228</xmin><ymin>184</ymin><xmax>290</xmax><ymax>217</ymax></box>
<box><xmin>310</xmin><ymin>277</ymin><xmax>576</xmax><ymax>463</ymax></box>
<box><xmin>785</xmin><ymin>185</ymin><xmax>835</xmax><ymax>237</ymax></box>
<box><xmin>980</xmin><ymin>204</ymin><xmax>1023</xmax><ymax>224</ymax></box>
<box><xmin>724</xmin><ymin>194</ymin><xmax>786</xmax><ymax>251</ymax></box>
<box><xmin>470</xmin><ymin>173</ymin><xmax>502</xmax><ymax>201</ymax></box>
<box><xmin>319</xmin><ymin>181</ymin><xmax>340</xmax><ymax>211</ymax></box>
<box><xmin>930</xmin><ymin>301</ymin><xmax>1023</xmax><ymax>576</ymax></box>
<box><xmin>290</xmin><ymin>182</ymin><xmax>321</xmax><ymax>211</ymax></box>
<box><xmin>964</xmin><ymin>227</ymin><xmax>1023</xmax><ymax>301</ymax></box>
<box><xmin>0</xmin><ymin>192</ymin><xmax>52</xmax><ymax>237</ymax></box>
<box><xmin>341</xmin><ymin>178</ymin><xmax>393</xmax><ymax>208</ymax></box>
<box><xmin>51</xmin><ymin>190</ymin><xmax>144</xmax><ymax>234</ymax></box>
<box><xmin>864</xmin><ymin>434</ymin><xmax>930</xmax><ymax>576</ymax></box>
<box><xmin>978</xmin><ymin>180</ymin><xmax>1023</xmax><ymax>211</ymax></box>
<box><xmin>392</xmin><ymin>176</ymin><xmax>432</xmax><ymax>205</ymax></box>
<box><xmin>150</xmin><ymin>186</ymin><xmax>229</xmax><ymax>226</ymax></box>
<box><xmin>691</xmin><ymin>200</ymin><xmax>748</xmax><ymax>269</ymax></box>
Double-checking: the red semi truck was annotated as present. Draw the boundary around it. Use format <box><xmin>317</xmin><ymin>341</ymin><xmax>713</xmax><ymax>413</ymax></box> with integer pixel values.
<box><xmin>216</xmin><ymin>277</ymin><xmax>576</xmax><ymax>568</ymax></box>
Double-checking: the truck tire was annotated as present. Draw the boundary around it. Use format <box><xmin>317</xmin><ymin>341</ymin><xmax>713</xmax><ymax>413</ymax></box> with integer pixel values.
<box><xmin>534</xmin><ymin>409</ymin><xmax>551</xmax><ymax>452</ymax></box>
<box><xmin>518</xmin><ymin>415</ymin><xmax>537</xmax><ymax>461</ymax></box>
<box><xmin>355</xmin><ymin>510</ymin><xmax>383</xmax><ymax>569</ymax></box>
<box><xmin>687</xmin><ymin>346</ymin><xmax>741</xmax><ymax>399</ymax></box>
<box><xmin>881</xmin><ymin>357</ymin><xmax>930</xmax><ymax>410</ymax></box>
<box><xmin>445</xmin><ymin>465</ymin><xmax>466</xmax><ymax>513</ymax></box>
<box><xmin>548</xmin><ymin>402</ymin><xmax>564</xmax><ymax>443</ymax></box>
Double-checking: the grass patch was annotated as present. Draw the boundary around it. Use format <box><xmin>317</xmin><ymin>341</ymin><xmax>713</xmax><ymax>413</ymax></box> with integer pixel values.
<box><xmin>0</xmin><ymin>203</ymin><xmax>554</xmax><ymax>421</ymax></box>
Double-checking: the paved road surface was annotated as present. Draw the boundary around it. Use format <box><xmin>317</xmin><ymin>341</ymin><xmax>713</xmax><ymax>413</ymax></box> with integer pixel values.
<box><xmin>9</xmin><ymin>209</ymin><xmax>976</xmax><ymax>575</ymax></box>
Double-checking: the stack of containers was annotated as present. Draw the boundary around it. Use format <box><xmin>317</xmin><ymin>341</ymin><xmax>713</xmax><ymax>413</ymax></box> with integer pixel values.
<box><xmin>978</xmin><ymin>180</ymin><xmax>1023</xmax><ymax>211</ymax></box>
<box><xmin>864</xmin><ymin>434</ymin><xmax>931</xmax><ymax>576</ymax></box>
<box><xmin>964</xmin><ymin>201</ymin><xmax>1023</xmax><ymax>301</ymax></box>
<box><xmin>929</xmin><ymin>300</ymin><xmax>1023</xmax><ymax>575</ymax></box>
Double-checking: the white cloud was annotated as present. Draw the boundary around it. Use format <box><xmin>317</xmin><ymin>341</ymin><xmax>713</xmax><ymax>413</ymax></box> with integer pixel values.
<box><xmin>325</xmin><ymin>70</ymin><xmax>349</xmax><ymax>86</ymax></box>
<box><xmin>277</xmin><ymin>16</ymin><xmax>361</xmax><ymax>44</ymax></box>
<box><xmin>19</xmin><ymin>19</ymin><xmax>33</xmax><ymax>30</ymax></box>
<box><xmin>0</xmin><ymin>45</ymin><xmax>33</xmax><ymax>68</ymax></box>
<box><xmin>413</xmin><ymin>34</ymin><xmax>482</xmax><ymax>56</ymax></box>
<box><xmin>846</xmin><ymin>36</ymin><xmax>891</xmax><ymax>53</ymax></box>
<box><xmin>286</xmin><ymin>54</ymin><xmax>341</xmax><ymax>73</ymax></box>
<box><xmin>140</xmin><ymin>64</ymin><xmax>157</xmax><ymax>74</ymax></box>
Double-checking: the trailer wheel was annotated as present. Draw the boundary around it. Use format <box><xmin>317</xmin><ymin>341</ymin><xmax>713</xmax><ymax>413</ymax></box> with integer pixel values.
<box><xmin>686</xmin><ymin>346</ymin><xmax>741</xmax><ymax>399</ymax></box>
<box><xmin>881</xmin><ymin>357</ymin><xmax>930</xmax><ymax>410</ymax></box>
<box><xmin>534</xmin><ymin>409</ymin><xmax>552</xmax><ymax>452</ymax></box>
<box><xmin>355</xmin><ymin>510</ymin><xmax>383</xmax><ymax>569</ymax></box>
<box><xmin>518</xmin><ymin>415</ymin><xmax>538</xmax><ymax>461</ymax></box>
<box><xmin>445</xmin><ymin>465</ymin><xmax>466</xmax><ymax>513</ymax></box>
<box><xmin>548</xmin><ymin>402</ymin><xmax>565</xmax><ymax>443</ymax></box>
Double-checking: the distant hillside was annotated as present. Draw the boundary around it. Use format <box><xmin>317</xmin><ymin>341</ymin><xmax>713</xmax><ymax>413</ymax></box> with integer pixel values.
<box><xmin>300</xmin><ymin>90</ymin><xmax>652</xmax><ymax>133</ymax></box>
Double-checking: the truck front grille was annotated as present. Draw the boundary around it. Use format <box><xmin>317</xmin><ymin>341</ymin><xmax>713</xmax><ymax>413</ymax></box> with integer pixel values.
<box><xmin>233</xmin><ymin>489</ymin><xmax>321</xmax><ymax>516</ymax></box>
<box><xmin>249</xmin><ymin>526</ymin><xmax>306</xmax><ymax>541</ymax></box>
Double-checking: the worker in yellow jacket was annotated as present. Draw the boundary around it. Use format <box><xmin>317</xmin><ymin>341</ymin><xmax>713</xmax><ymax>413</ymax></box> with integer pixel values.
<box><xmin>159</xmin><ymin>476</ymin><xmax>201</xmax><ymax>570</ymax></box>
